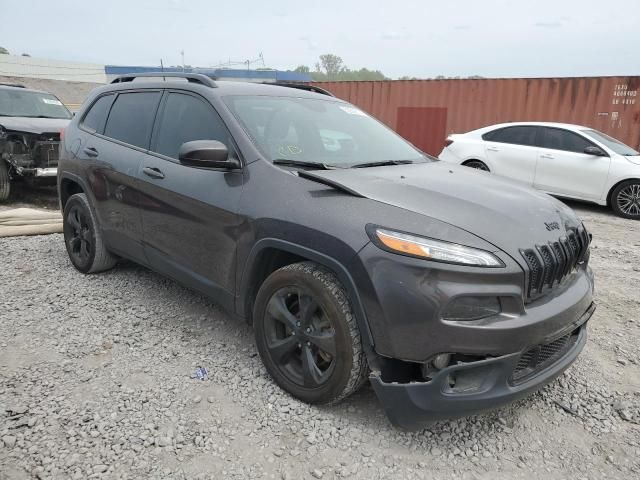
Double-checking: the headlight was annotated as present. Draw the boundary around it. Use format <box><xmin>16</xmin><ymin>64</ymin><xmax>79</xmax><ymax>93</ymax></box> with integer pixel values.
<box><xmin>368</xmin><ymin>227</ymin><xmax>504</xmax><ymax>267</ymax></box>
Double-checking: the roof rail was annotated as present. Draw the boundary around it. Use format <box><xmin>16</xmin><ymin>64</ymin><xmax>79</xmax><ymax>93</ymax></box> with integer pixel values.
<box><xmin>0</xmin><ymin>82</ymin><xmax>26</xmax><ymax>88</ymax></box>
<box><xmin>110</xmin><ymin>72</ymin><xmax>217</xmax><ymax>88</ymax></box>
<box><xmin>267</xmin><ymin>82</ymin><xmax>334</xmax><ymax>97</ymax></box>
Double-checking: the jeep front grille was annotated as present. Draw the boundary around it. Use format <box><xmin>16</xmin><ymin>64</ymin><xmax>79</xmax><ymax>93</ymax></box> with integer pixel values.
<box><xmin>521</xmin><ymin>226</ymin><xmax>590</xmax><ymax>302</ymax></box>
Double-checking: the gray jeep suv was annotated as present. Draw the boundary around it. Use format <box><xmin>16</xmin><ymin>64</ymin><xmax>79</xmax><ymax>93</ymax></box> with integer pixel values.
<box><xmin>57</xmin><ymin>73</ymin><xmax>595</xmax><ymax>429</ymax></box>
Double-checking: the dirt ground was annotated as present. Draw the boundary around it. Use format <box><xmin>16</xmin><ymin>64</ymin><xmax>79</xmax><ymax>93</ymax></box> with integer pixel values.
<box><xmin>0</xmin><ymin>188</ymin><xmax>638</xmax><ymax>479</ymax></box>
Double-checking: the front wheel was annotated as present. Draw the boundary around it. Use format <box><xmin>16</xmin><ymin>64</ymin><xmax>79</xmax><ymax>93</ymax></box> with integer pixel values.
<box><xmin>0</xmin><ymin>160</ymin><xmax>10</xmax><ymax>202</ymax></box>
<box><xmin>611</xmin><ymin>180</ymin><xmax>640</xmax><ymax>219</ymax></box>
<box><xmin>254</xmin><ymin>262</ymin><xmax>368</xmax><ymax>404</ymax></box>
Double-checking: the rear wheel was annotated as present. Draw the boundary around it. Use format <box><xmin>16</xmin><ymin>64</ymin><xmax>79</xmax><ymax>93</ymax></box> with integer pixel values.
<box><xmin>611</xmin><ymin>180</ymin><xmax>640</xmax><ymax>219</ymax></box>
<box><xmin>63</xmin><ymin>193</ymin><xmax>117</xmax><ymax>273</ymax></box>
<box><xmin>0</xmin><ymin>160</ymin><xmax>10</xmax><ymax>202</ymax></box>
<box><xmin>463</xmin><ymin>160</ymin><xmax>490</xmax><ymax>172</ymax></box>
<box><xmin>254</xmin><ymin>262</ymin><xmax>368</xmax><ymax>404</ymax></box>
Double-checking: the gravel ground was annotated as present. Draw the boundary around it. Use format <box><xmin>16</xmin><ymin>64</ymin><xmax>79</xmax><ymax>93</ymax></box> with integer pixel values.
<box><xmin>1</xmin><ymin>192</ymin><xmax>639</xmax><ymax>480</ymax></box>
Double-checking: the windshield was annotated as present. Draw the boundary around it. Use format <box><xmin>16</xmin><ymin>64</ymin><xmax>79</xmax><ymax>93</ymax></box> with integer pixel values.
<box><xmin>582</xmin><ymin>129</ymin><xmax>639</xmax><ymax>156</ymax></box>
<box><xmin>224</xmin><ymin>95</ymin><xmax>426</xmax><ymax>167</ymax></box>
<box><xmin>0</xmin><ymin>89</ymin><xmax>72</xmax><ymax>119</ymax></box>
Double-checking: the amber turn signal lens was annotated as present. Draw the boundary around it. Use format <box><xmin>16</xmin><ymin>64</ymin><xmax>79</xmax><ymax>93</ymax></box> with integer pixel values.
<box><xmin>376</xmin><ymin>230</ymin><xmax>429</xmax><ymax>258</ymax></box>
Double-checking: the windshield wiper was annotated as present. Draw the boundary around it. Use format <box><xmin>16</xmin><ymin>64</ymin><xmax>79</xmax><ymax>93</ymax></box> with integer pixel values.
<box><xmin>273</xmin><ymin>159</ymin><xmax>341</xmax><ymax>170</ymax></box>
<box><xmin>351</xmin><ymin>160</ymin><xmax>415</xmax><ymax>168</ymax></box>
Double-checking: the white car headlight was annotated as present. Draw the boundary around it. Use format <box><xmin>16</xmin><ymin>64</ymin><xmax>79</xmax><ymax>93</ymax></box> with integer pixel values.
<box><xmin>370</xmin><ymin>227</ymin><xmax>504</xmax><ymax>267</ymax></box>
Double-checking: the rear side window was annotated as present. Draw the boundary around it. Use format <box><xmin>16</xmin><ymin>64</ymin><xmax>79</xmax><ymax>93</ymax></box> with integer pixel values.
<box><xmin>81</xmin><ymin>94</ymin><xmax>113</xmax><ymax>133</ymax></box>
<box><xmin>152</xmin><ymin>92</ymin><xmax>230</xmax><ymax>159</ymax></box>
<box><xmin>104</xmin><ymin>92</ymin><xmax>161</xmax><ymax>149</ymax></box>
<box><xmin>540</xmin><ymin>128</ymin><xmax>593</xmax><ymax>154</ymax></box>
<box><xmin>483</xmin><ymin>126</ymin><xmax>538</xmax><ymax>146</ymax></box>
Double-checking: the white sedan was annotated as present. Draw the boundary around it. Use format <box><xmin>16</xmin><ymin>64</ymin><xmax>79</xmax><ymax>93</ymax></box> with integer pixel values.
<box><xmin>438</xmin><ymin>122</ymin><xmax>640</xmax><ymax>219</ymax></box>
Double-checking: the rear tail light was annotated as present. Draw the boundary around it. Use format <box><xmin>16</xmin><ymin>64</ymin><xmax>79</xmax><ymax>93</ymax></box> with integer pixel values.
<box><xmin>444</xmin><ymin>138</ymin><xmax>454</xmax><ymax>147</ymax></box>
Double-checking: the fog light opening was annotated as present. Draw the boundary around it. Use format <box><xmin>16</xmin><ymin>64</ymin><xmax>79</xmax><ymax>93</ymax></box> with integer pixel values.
<box><xmin>421</xmin><ymin>353</ymin><xmax>453</xmax><ymax>379</ymax></box>
<box><xmin>441</xmin><ymin>296</ymin><xmax>501</xmax><ymax>321</ymax></box>
<box><xmin>432</xmin><ymin>353</ymin><xmax>451</xmax><ymax>370</ymax></box>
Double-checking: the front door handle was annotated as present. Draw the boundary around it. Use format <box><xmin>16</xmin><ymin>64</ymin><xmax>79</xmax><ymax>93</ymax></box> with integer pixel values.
<box><xmin>142</xmin><ymin>166</ymin><xmax>165</xmax><ymax>179</ymax></box>
<box><xmin>83</xmin><ymin>147</ymin><xmax>99</xmax><ymax>157</ymax></box>
<box><xmin>540</xmin><ymin>154</ymin><xmax>554</xmax><ymax>159</ymax></box>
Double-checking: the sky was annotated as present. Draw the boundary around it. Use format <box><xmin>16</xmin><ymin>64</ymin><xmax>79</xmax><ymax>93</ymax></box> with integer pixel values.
<box><xmin>1</xmin><ymin>0</ymin><xmax>639</xmax><ymax>79</ymax></box>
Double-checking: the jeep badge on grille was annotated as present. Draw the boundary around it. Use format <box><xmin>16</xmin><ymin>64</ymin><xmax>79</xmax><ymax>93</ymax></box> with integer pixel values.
<box><xmin>544</xmin><ymin>221</ymin><xmax>560</xmax><ymax>231</ymax></box>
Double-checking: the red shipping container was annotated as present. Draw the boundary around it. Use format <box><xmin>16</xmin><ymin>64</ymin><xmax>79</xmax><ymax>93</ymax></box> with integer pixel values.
<box><xmin>313</xmin><ymin>77</ymin><xmax>640</xmax><ymax>156</ymax></box>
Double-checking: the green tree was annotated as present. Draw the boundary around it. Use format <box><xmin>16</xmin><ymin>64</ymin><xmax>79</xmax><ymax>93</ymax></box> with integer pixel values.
<box><xmin>317</xmin><ymin>54</ymin><xmax>344</xmax><ymax>79</ymax></box>
<box><xmin>0</xmin><ymin>46</ymin><xmax>9</xmax><ymax>55</ymax></box>
<box><xmin>304</xmin><ymin>54</ymin><xmax>388</xmax><ymax>82</ymax></box>
<box><xmin>294</xmin><ymin>65</ymin><xmax>311</xmax><ymax>73</ymax></box>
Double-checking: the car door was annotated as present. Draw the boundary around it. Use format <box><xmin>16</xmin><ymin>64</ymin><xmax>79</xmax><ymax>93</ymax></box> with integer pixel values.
<box><xmin>77</xmin><ymin>90</ymin><xmax>161</xmax><ymax>261</ymax></box>
<box><xmin>136</xmin><ymin>90</ymin><xmax>245</xmax><ymax>309</ymax></box>
<box><xmin>482</xmin><ymin>126</ymin><xmax>540</xmax><ymax>185</ymax></box>
<box><xmin>534</xmin><ymin>127</ymin><xmax>611</xmax><ymax>200</ymax></box>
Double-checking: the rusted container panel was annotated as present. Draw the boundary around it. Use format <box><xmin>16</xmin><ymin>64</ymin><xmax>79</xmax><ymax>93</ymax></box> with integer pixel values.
<box><xmin>313</xmin><ymin>77</ymin><xmax>640</xmax><ymax>155</ymax></box>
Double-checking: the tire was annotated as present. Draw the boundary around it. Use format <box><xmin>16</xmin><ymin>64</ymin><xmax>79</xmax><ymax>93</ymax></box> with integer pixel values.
<box><xmin>463</xmin><ymin>160</ymin><xmax>490</xmax><ymax>172</ymax></box>
<box><xmin>254</xmin><ymin>262</ymin><xmax>369</xmax><ymax>404</ymax></box>
<box><xmin>611</xmin><ymin>180</ymin><xmax>640</xmax><ymax>220</ymax></box>
<box><xmin>0</xmin><ymin>160</ymin><xmax>10</xmax><ymax>202</ymax></box>
<box><xmin>63</xmin><ymin>193</ymin><xmax>117</xmax><ymax>273</ymax></box>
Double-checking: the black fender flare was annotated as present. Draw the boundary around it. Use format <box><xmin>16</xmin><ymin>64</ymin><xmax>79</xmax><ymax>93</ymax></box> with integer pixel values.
<box><xmin>58</xmin><ymin>171</ymin><xmax>92</xmax><ymax>209</ymax></box>
<box><xmin>57</xmin><ymin>171</ymin><xmax>108</xmax><ymax>240</ymax></box>
<box><xmin>237</xmin><ymin>238</ymin><xmax>376</xmax><ymax>356</ymax></box>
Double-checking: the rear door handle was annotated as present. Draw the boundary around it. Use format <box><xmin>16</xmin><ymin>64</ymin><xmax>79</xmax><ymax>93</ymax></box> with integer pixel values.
<box><xmin>83</xmin><ymin>147</ymin><xmax>99</xmax><ymax>157</ymax></box>
<box><xmin>540</xmin><ymin>154</ymin><xmax>554</xmax><ymax>159</ymax></box>
<box><xmin>142</xmin><ymin>166</ymin><xmax>165</xmax><ymax>179</ymax></box>
<box><xmin>487</xmin><ymin>146</ymin><xmax>499</xmax><ymax>152</ymax></box>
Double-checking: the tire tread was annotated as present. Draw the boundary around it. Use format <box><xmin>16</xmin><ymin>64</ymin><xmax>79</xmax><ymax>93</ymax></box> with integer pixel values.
<box><xmin>0</xmin><ymin>160</ymin><xmax>10</xmax><ymax>202</ymax></box>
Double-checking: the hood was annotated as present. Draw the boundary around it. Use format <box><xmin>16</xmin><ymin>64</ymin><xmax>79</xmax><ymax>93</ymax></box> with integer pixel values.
<box><xmin>300</xmin><ymin>162</ymin><xmax>581</xmax><ymax>255</ymax></box>
<box><xmin>625</xmin><ymin>155</ymin><xmax>640</xmax><ymax>166</ymax></box>
<box><xmin>0</xmin><ymin>116</ymin><xmax>71</xmax><ymax>134</ymax></box>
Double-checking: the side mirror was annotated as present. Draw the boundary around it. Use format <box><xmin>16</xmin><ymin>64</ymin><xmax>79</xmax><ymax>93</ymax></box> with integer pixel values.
<box><xmin>584</xmin><ymin>146</ymin><xmax>607</xmax><ymax>157</ymax></box>
<box><xmin>178</xmin><ymin>140</ymin><xmax>241</xmax><ymax>169</ymax></box>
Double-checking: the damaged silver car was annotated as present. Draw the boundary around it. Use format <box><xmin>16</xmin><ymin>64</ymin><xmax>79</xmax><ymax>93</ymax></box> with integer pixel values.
<box><xmin>0</xmin><ymin>83</ymin><xmax>72</xmax><ymax>201</ymax></box>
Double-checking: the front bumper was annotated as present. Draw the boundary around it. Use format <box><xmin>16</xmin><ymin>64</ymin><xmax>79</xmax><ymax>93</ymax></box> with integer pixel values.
<box><xmin>34</xmin><ymin>167</ymin><xmax>58</xmax><ymax>177</ymax></box>
<box><xmin>371</xmin><ymin>302</ymin><xmax>594</xmax><ymax>430</ymax></box>
<box><xmin>12</xmin><ymin>166</ymin><xmax>58</xmax><ymax>178</ymax></box>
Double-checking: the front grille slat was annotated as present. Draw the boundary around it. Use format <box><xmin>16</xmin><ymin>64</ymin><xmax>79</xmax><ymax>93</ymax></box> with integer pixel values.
<box><xmin>521</xmin><ymin>227</ymin><xmax>590</xmax><ymax>303</ymax></box>
<box><xmin>537</xmin><ymin>245</ymin><xmax>556</xmax><ymax>289</ymax></box>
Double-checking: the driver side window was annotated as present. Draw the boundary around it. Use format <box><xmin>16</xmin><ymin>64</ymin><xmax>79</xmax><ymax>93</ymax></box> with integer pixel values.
<box><xmin>540</xmin><ymin>128</ymin><xmax>593</xmax><ymax>154</ymax></box>
<box><xmin>152</xmin><ymin>92</ymin><xmax>231</xmax><ymax>160</ymax></box>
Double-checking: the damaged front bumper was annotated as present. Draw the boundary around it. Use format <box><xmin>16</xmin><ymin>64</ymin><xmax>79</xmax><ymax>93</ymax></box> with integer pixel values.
<box><xmin>371</xmin><ymin>302</ymin><xmax>594</xmax><ymax>430</ymax></box>
<box><xmin>1</xmin><ymin>131</ymin><xmax>60</xmax><ymax>178</ymax></box>
<box><xmin>16</xmin><ymin>166</ymin><xmax>58</xmax><ymax>177</ymax></box>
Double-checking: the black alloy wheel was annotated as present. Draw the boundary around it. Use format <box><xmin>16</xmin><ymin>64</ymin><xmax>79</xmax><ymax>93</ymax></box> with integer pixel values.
<box><xmin>263</xmin><ymin>287</ymin><xmax>337</xmax><ymax>388</ymax></box>
<box><xmin>64</xmin><ymin>203</ymin><xmax>94</xmax><ymax>268</ymax></box>
<box><xmin>62</xmin><ymin>193</ymin><xmax>117</xmax><ymax>273</ymax></box>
